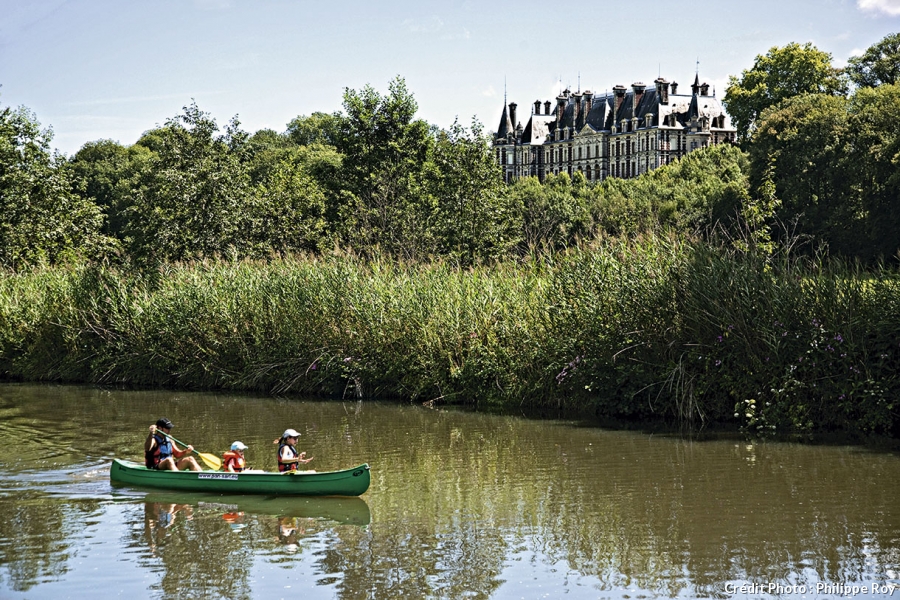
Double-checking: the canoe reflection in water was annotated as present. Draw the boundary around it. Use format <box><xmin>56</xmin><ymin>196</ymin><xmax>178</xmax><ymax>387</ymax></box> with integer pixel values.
<box><xmin>144</xmin><ymin>503</ymin><xmax>193</xmax><ymax>555</ymax></box>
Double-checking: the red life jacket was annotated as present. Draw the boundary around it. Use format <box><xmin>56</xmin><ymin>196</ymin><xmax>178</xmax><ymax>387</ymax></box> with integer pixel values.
<box><xmin>222</xmin><ymin>451</ymin><xmax>246</xmax><ymax>472</ymax></box>
<box><xmin>278</xmin><ymin>443</ymin><xmax>298</xmax><ymax>472</ymax></box>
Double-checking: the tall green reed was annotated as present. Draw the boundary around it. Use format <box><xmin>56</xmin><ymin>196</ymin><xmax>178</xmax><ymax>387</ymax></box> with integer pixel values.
<box><xmin>0</xmin><ymin>240</ymin><xmax>897</xmax><ymax>436</ymax></box>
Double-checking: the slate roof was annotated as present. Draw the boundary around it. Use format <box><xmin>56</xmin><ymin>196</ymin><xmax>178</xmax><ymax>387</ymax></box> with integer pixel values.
<box><xmin>496</xmin><ymin>104</ymin><xmax>513</xmax><ymax>139</ymax></box>
<box><xmin>496</xmin><ymin>75</ymin><xmax>734</xmax><ymax>146</ymax></box>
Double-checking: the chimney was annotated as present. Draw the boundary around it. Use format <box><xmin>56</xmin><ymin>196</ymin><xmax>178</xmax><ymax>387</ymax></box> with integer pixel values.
<box><xmin>584</xmin><ymin>90</ymin><xmax>593</xmax><ymax>118</ymax></box>
<box><xmin>655</xmin><ymin>77</ymin><xmax>669</xmax><ymax>104</ymax></box>
<box><xmin>671</xmin><ymin>81</ymin><xmax>678</xmax><ymax>95</ymax></box>
<box><xmin>573</xmin><ymin>91</ymin><xmax>583</xmax><ymax>124</ymax></box>
<box><xmin>632</xmin><ymin>82</ymin><xmax>646</xmax><ymax>117</ymax></box>
<box><xmin>544</xmin><ymin>101</ymin><xmax>552</xmax><ymax>115</ymax></box>
<box><xmin>613</xmin><ymin>85</ymin><xmax>627</xmax><ymax>113</ymax></box>
<box><xmin>534</xmin><ymin>100</ymin><xmax>542</xmax><ymax>115</ymax></box>
<box><xmin>700</xmin><ymin>82</ymin><xmax>710</xmax><ymax>96</ymax></box>
<box><xmin>508</xmin><ymin>103</ymin><xmax>517</xmax><ymax>133</ymax></box>
<box><xmin>556</xmin><ymin>94</ymin><xmax>567</xmax><ymax>124</ymax></box>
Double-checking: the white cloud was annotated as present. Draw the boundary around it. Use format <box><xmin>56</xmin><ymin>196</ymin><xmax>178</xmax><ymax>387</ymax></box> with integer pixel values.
<box><xmin>441</xmin><ymin>28</ymin><xmax>471</xmax><ymax>41</ymax></box>
<box><xmin>482</xmin><ymin>85</ymin><xmax>497</xmax><ymax>98</ymax></box>
<box><xmin>857</xmin><ymin>0</ymin><xmax>900</xmax><ymax>16</ymax></box>
<box><xmin>849</xmin><ymin>47</ymin><xmax>865</xmax><ymax>57</ymax></box>
<box><xmin>402</xmin><ymin>16</ymin><xmax>444</xmax><ymax>33</ymax></box>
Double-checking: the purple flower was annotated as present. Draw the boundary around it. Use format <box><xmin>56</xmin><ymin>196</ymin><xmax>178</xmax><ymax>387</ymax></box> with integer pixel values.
<box><xmin>834</xmin><ymin>334</ymin><xmax>843</xmax><ymax>343</ymax></box>
<box><xmin>715</xmin><ymin>360</ymin><xmax>722</xmax><ymax>366</ymax></box>
<box><xmin>716</xmin><ymin>335</ymin><xmax>723</xmax><ymax>343</ymax></box>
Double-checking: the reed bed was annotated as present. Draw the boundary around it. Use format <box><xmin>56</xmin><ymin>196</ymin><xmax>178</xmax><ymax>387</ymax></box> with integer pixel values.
<box><xmin>1</xmin><ymin>240</ymin><xmax>897</xmax><ymax>436</ymax></box>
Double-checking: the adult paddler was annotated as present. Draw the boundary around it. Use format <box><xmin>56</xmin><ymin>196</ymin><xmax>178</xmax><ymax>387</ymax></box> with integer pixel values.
<box><xmin>145</xmin><ymin>418</ymin><xmax>202</xmax><ymax>471</ymax></box>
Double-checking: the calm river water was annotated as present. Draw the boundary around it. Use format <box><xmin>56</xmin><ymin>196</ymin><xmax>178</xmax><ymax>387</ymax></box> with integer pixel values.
<box><xmin>0</xmin><ymin>383</ymin><xmax>898</xmax><ymax>599</ymax></box>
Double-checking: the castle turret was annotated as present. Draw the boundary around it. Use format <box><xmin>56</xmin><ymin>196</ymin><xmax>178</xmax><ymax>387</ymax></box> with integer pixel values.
<box><xmin>496</xmin><ymin>103</ymin><xmax>512</xmax><ymax>140</ymax></box>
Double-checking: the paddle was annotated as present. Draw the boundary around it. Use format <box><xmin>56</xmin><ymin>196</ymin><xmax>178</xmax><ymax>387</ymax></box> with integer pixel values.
<box><xmin>157</xmin><ymin>431</ymin><xmax>222</xmax><ymax>470</ymax></box>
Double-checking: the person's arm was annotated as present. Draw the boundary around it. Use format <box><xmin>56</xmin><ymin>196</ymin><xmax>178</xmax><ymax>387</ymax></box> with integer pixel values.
<box><xmin>145</xmin><ymin>425</ymin><xmax>157</xmax><ymax>453</ymax></box>
<box><xmin>171</xmin><ymin>441</ymin><xmax>194</xmax><ymax>458</ymax></box>
<box><xmin>298</xmin><ymin>451</ymin><xmax>313</xmax><ymax>464</ymax></box>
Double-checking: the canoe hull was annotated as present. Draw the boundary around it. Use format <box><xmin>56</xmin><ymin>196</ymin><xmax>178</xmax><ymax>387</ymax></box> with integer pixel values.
<box><xmin>110</xmin><ymin>459</ymin><xmax>370</xmax><ymax>496</ymax></box>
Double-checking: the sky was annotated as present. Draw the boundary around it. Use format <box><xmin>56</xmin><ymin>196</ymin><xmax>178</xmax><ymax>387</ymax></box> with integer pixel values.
<box><xmin>1</xmin><ymin>0</ymin><xmax>899</xmax><ymax>156</ymax></box>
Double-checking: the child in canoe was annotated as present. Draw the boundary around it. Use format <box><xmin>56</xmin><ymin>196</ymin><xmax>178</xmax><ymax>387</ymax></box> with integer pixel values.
<box><xmin>275</xmin><ymin>428</ymin><xmax>314</xmax><ymax>472</ymax></box>
<box><xmin>222</xmin><ymin>441</ymin><xmax>248</xmax><ymax>473</ymax></box>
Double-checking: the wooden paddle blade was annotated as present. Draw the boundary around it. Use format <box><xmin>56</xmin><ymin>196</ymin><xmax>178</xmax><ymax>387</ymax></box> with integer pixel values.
<box><xmin>197</xmin><ymin>452</ymin><xmax>222</xmax><ymax>470</ymax></box>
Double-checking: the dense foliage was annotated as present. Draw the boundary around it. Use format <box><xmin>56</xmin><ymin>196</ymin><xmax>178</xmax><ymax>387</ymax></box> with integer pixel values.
<box><xmin>724</xmin><ymin>42</ymin><xmax>848</xmax><ymax>144</ymax></box>
<box><xmin>0</xmin><ymin>245</ymin><xmax>896</xmax><ymax>437</ymax></box>
<box><xmin>1</xmin><ymin>34</ymin><xmax>900</xmax><ymax>437</ymax></box>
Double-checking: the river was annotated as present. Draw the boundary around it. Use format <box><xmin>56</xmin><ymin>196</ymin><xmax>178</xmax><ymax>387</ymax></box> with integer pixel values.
<box><xmin>0</xmin><ymin>383</ymin><xmax>897</xmax><ymax>599</ymax></box>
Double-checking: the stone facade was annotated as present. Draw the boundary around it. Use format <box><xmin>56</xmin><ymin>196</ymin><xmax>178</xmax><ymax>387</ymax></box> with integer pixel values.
<box><xmin>494</xmin><ymin>74</ymin><xmax>737</xmax><ymax>183</ymax></box>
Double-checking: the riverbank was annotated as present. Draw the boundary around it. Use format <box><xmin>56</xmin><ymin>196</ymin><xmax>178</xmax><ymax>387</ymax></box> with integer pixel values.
<box><xmin>1</xmin><ymin>237</ymin><xmax>898</xmax><ymax>437</ymax></box>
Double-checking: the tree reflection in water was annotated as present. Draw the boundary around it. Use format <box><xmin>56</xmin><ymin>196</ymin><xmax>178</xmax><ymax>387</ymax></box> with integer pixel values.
<box><xmin>0</xmin><ymin>385</ymin><xmax>898</xmax><ymax>599</ymax></box>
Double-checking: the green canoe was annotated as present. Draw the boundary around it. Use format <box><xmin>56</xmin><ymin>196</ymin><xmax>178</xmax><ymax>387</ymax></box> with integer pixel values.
<box><xmin>110</xmin><ymin>458</ymin><xmax>370</xmax><ymax>497</ymax></box>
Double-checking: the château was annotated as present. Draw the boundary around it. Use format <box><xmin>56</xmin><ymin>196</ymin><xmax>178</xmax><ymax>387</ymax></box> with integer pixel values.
<box><xmin>494</xmin><ymin>73</ymin><xmax>737</xmax><ymax>183</ymax></box>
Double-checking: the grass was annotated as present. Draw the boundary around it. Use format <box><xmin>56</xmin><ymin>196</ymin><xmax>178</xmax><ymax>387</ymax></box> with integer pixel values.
<box><xmin>1</xmin><ymin>239</ymin><xmax>898</xmax><ymax>437</ymax></box>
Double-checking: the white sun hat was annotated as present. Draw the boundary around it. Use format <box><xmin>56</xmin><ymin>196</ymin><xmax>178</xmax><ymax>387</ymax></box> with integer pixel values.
<box><xmin>283</xmin><ymin>429</ymin><xmax>300</xmax><ymax>438</ymax></box>
<box><xmin>231</xmin><ymin>441</ymin><xmax>248</xmax><ymax>451</ymax></box>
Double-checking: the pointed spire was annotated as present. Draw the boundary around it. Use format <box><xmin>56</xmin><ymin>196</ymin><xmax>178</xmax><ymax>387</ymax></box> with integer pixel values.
<box><xmin>496</xmin><ymin>79</ymin><xmax>513</xmax><ymax>140</ymax></box>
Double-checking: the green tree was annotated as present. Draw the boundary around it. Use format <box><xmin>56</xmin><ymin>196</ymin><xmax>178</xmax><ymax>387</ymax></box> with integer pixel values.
<box><xmin>0</xmin><ymin>104</ymin><xmax>113</xmax><ymax>269</ymax></box>
<box><xmin>70</xmin><ymin>139</ymin><xmax>155</xmax><ymax>238</ymax></box>
<box><xmin>749</xmin><ymin>93</ymin><xmax>852</xmax><ymax>252</ymax></box>
<box><xmin>123</xmin><ymin>103</ymin><xmax>253</xmax><ymax>263</ymax></box>
<box><xmin>594</xmin><ymin>144</ymin><xmax>750</xmax><ymax>238</ymax></box>
<box><xmin>243</xmin><ymin>128</ymin><xmax>295</xmax><ymax>184</ymax></box>
<box><xmin>285</xmin><ymin>111</ymin><xmax>345</xmax><ymax>147</ymax></box>
<box><xmin>724</xmin><ymin>42</ymin><xmax>848</xmax><ymax>143</ymax></box>
<box><xmin>428</xmin><ymin>119</ymin><xmax>519</xmax><ymax>263</ymax></box>
<box><xmin>336</xmin><ymin>77</ymin><xmax>435</xmax><ymax>259</ymax></box>
<box><xmin>847</xmin><ymin>32</ymin><xmax>900</xmax><ymax>88</ymax></box>
<box><xmin>511</xmin><ymin>172</ymin><xmax>592</xmax><ymax>252</ymax></box>
<box><xmin>248</xmin><ymin>146</ymin><xmax>332</xmax><ymax>255</ymax></box>
<box><xmin>845</xmin><ymin>83</ymin><xmax>900</xmax><ymax>259</ymax></box>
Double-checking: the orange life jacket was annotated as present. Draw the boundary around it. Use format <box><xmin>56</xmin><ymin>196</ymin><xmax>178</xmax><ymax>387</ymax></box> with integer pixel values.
<box><xmin>222</xmin><ymin>451</ymin><xmax>246</xmax><ymax>472</ymax></box>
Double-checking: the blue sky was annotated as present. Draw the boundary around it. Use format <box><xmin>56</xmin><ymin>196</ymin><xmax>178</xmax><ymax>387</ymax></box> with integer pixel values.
<box><xmin>1</xmin><ymin>0</ymin><xmax>898</xmax><ymax>156</ymax></box>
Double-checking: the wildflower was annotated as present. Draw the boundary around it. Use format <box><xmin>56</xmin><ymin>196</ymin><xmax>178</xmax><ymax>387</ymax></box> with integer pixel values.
<box><xmin>715</xmin><ymin>360</ymin><xmax>722</xmax><ymax>366</ymax></box>
<box><xmin>716</xmin><ymin>335</ymin><xmax>723</xmax><ymax>343</ymax></box>
<box><xmin>834</xmin><ymin>334</ymin><xmax>843</xmax><ymax>343</ymax></box>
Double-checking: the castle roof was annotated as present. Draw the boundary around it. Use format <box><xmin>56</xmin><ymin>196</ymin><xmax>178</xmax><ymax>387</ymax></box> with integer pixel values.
<box><xmin>495</xmin><ymin>74</ymin><xmax>735</xmax><ymax>145</ymax></box>
<box><xmin>496</xmin><ymin>103</ymin><xmax>513</xmax><ymax>139</ymax></box>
